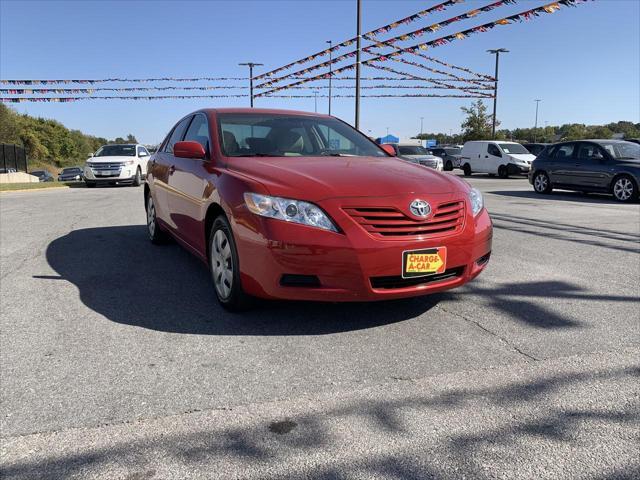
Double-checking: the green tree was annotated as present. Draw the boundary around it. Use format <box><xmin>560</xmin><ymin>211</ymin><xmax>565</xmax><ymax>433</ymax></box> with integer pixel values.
<box><xmin>460</xmin><ymin>100</ymin><xmax>496</xmax><ymax>141</ymax></box>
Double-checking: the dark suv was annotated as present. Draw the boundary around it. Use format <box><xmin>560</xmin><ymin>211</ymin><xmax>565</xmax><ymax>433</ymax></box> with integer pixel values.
<box><xmin>529</xmin><ymin>140</ymin><xmax>640</xmax><ymax>202</ymax></box>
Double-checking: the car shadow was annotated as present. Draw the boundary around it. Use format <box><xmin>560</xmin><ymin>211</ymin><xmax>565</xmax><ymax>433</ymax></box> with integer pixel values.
<box><xmin>488</xmin><ymin>189</ymin><xmax>630</xmax><ymax>205</ymax></box>
<box><xmin>39</xmin><ymin>225</ymin><xmax>439</xmax><ymax>335</ymax></box>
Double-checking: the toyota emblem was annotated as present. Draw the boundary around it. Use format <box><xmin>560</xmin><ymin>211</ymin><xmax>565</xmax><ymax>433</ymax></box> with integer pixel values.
<box><xmin>409</xmin><ymin>199</ymin><xmax>431</xmax><ymax>218</ymax></box>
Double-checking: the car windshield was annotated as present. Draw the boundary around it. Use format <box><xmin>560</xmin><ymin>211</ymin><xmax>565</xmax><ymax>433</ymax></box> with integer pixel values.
<box><xmin>499</xmin><ymin>143</ymin><xmax>530</xmax><ymax>155</ymax></box>
<box><xmin>444</xmin><ymin>148</ymin><xmax>461</xmax><ymax>155</ymax></box>
<box><xmin>62</xmin><ymin>167</ymin><xmax>80</xmax><ymax>173</ymax></box>
<box><xmin>398</xmin><ymin>145</ymin><xmax>428</xmax><ymax>156</ymax></box>
<box><xmin>94</xmin><ymin>145</ymin><xmax>136</xmax><ymax>157</ymax></box>
<box><xmin>218</xmin><ymin>114</ymin><xmax>387</xmax><ymax>158</ymax></box>
<box><xmin>31</xmin><ymin>170</ymin><xmax>45</xmax><ymax>175</ymax></box>
<box><xmin>599</xmin><ymin>142</ymin><xmax>640</xmax><ymax>160</ymax></box>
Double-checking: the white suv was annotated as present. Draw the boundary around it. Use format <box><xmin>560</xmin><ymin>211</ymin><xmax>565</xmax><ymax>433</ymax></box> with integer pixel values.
<box><xmin>84</xmin><ymin>144</ymin><xmax>150</xmax><ymax>187</ymax></box>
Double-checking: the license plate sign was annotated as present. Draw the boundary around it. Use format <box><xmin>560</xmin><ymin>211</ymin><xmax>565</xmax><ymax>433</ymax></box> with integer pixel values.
<box><xmin>402</xmin><ymin>247</ymin><xmax>447</xmax><ymax>278</ymax></box>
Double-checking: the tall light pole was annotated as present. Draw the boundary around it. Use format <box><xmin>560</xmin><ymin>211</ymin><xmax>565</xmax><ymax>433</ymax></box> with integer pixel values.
<box><xmin>534</xmin><ymin>99</ymin><xmax>541</xmax><ymax>142</ymax></box>
<box><xmin>313</xmin><ymin>90</ymin><xmax>319</xmax><ymax>113</ymax></box>
<box><xmin>326</xmin><ymin>40</ymin><xmax>333</xmax><ymax>115</ymax></box>
<box><xmin>238</xmin><ymin>62</ymin><xmax>263</xmax><ymax>108</ymax></box>
<box><xmin>355</xmin><ymin>0</ymin><xmax>362</xmax><ymax>130</ymax></box>
<box><xmin>487</xmin><ymin>49</ymin><xmax>508</xmax><ymax>139</ymax></box>
<box><xmin>420</xmin><ymin>117</ymin><xmax>424</xmax><ymax>137</ymax></box>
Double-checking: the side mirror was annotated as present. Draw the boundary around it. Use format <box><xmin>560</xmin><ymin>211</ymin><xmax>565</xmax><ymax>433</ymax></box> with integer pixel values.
<box><xmin>87</xmin><ymin>153</ymin><xmax>94</xmax><ymax>158</ymax></box>
<box><xmin>174</xmin><ymin>141</ymin><xmax>206</xmax><ymax>159</ymax></box>
<box><xmin>380</xmin><ymin>144</ymin><xmax>397</xmax><ymax>156</ymax></box>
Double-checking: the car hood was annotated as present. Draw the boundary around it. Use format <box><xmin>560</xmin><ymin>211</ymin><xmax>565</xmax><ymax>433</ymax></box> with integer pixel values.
<box><xmin>87</xmin><ymin>156</ymin><xmax>135</xmax><ymax>164</ymax></box>
<box><xmin>228</xmin><ymin>156</ymin><xmax>465</xmax><ymax>201</ymax></box>
<box><xmin>403</xmin><ymin>154</ymin><xmax>440</xmax><ymax>160</ymax></box>
<box><xmin>508</xmin><ymin>153</ymin><xmax>536</xmax><ymax>162</ymax></box>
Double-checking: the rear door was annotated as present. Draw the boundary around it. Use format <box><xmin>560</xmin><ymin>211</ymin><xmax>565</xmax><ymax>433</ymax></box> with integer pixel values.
<box><xmin>151</xmin><ymin>116</ymin><xmax>192</xmax><ymax>230</ymax></box>
<box><xmin>548</xmin><ymin>143</ymin><xmax>577</xmax><ymax>186</ymax></box>
<box><xmin>167</xmin><ymin>113</ymin><xmax>212</xmax><ymax>253</ymax></box>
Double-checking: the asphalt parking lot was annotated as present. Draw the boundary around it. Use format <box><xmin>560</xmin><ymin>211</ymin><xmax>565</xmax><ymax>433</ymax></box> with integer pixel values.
<box><xmin>1</xmin><ymin>175</ymin><xmax>639</xmax><ymax>479</ymax></box>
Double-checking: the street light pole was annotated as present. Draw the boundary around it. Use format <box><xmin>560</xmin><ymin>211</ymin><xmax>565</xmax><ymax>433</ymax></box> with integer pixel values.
<box><xmin>420</xmin><ymin>117</ymin><xmax>424</xmax><ymax>137</ymax></box>
<box><xmin>534</xmin><ymin>99</ymin><xmax>541</xmax><ymax>142</ymax></box>
<box><xmin>314</xmin><ymin>90</ymin><xmax>319</xmax><ymax>113</ymax></box>
<box><xmin>355</xmin><ymin>0</ymin><xmax>362</xmax><ymax>130</ymax></box>
<box><xmin>238</xmin><ymin>62</ymin><xmax>263</xmax><ymax>108</ymax></box>
<box><xmin>326</xmin><ymin>40</ymin><xmax>333</xmax><ymax>115</ymax></box>
<box><xmin>487</xmin><ymin>49</ymin><xmax>508</xmax><ymax>139</ymax></box>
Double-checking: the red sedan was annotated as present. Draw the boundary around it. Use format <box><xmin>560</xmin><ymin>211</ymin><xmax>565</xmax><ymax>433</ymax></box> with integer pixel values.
<box><xmin>145</xmin><ymin>108</ymin><xmax>492</xmax><ymax>310</ymax></box>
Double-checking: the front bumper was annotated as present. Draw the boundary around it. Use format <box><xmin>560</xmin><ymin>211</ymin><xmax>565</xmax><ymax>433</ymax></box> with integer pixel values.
<box><xmin>233</xmin><ymin>199</ymin><xmax>493</xmax><ymax>302</ymax></box>
<box><xmin>507</xmin><ymin>163</ymin><xmax>531</xmax><ymax>175</ymax></box>
<box><xmin>84</xmin><ymin>165</ymin><xmax>137</xmax><ymax>184</ymax></box>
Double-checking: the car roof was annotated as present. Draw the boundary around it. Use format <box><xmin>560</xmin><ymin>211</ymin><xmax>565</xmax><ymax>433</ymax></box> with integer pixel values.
<box><xmin>199</xmin><ymin>107</ymin><xmax>332</xmax><ymax>118</ymax></box>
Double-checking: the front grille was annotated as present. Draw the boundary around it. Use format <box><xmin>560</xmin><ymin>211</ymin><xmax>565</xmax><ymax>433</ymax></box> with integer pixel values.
<box><xmin>418</xmin><ymin>159</ymin><xmax>437</xmax><ymax>168</ymax></box>
<box><xmin>344</xmin><ymin>201</ymin><xmax>465</xmax><ymax>238</ymax></box>
<box><xmin>371</xmin><ymin>266</ymin><xmax>464</xmax><ymax>290</ymax></box>
<box><xmin>91</xmin><ymin>163</ymin><xmax>123</xmax><ymax>170</ymax></box>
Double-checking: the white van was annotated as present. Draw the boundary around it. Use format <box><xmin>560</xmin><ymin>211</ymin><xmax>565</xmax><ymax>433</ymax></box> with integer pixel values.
<box><xmin>460</xmin><ymin>141</ymin><xmax>536</xmax><ymax>178</ymax></box>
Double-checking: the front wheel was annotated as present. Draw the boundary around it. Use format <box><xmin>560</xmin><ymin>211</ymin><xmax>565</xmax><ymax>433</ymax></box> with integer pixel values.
<box><xmin>209</xmin><ymin>216</ymin><xmax>253</xmax><ymax>311</ymax></box>
<box><xmin>444</xmin><ymin>160</ymin><xmax>453</xmax><ymax>171</ymax></box>
<box><xmin>463</xmin><ymin>164</ymin><xmax>472</xmax><ymax>177</ymax></box>
<box><xmin>85</xmin><ymin>181</ymin><xmax>96</xmax><ymax>188</ymax></box>
<box><xmin>132</xmin><ymin>167</ymin><xmax>142</xmax><ymax>187</ymax></box>
<box><xmin>498</xmin><ymin>165</ymin><xmax>509</xmax><ymax>179</ymax></box>
<box><xmin>533</xmin><ymin>171</ymin><xmax>552</xmax><ymax>194</ymax></box>
<box><xmin>612</xmin><ymin>175</ymin><xmax>637</xmax><ymax>203</ymax></box>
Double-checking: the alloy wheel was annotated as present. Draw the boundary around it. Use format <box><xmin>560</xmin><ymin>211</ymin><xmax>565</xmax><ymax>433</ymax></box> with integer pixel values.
<box><xmin>211</xmin><ymin>229</ymin><xmax>233</xmax><ymax>300</ymax></box>
<box><xmin>534</xmin><ymin>173</ymin><xmax>548</xmax><ymax>193</ymax></box>
<box><xmin>613</xmin><ymin>177</ymin><xmax>634</xmax><ymax>201</ymax></box>
<box><xmin>147</xmin><ymin>197</ymin><xmax>156</xmax><ymax>238</ymax></box>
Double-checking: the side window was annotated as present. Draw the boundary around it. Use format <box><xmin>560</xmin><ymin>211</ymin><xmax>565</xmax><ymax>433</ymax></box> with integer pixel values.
<box><xmin>183</xmin><ymin>114</ymin><xmax>210</xmax><ymax>154</ymax></box>
<box><xmin>137</xmin><ymin>146</ymin><xmax>149</xmax><ymax>157</ymax></box>
<box><xmin>576</xmin><ymin>143</ymin><xmax>604</xmax><ymax>161</ymax></box>
<box><xmin>164</xmin><ymin>116</ymin><xmax>193</xmax><ymax>154</ymax></box>
<box><xmin>487</xmin><ymin>144</ymin><xmax>501</xmax><ymax>157</ymax></box>
<box><xmin>553</xmin><ymin>144</ymin><xmax>575</xmax><ymax>161</ymax></box>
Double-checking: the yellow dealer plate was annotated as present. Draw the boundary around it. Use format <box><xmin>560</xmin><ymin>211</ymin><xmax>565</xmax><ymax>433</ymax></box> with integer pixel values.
<box><xmin>402</xmin><ymin>247</ymin><xmax>447</xmax><ymax>279</ymax></box>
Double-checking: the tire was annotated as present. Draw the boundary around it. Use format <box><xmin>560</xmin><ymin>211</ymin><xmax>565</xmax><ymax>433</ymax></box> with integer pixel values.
<box><xmin>85</xmin><ymin>181</ymin><xmax>96</xmax><ymax>188</ymax></box>
<box><xmin>611</xmin><ymin>175</ymin><xmax>638</xmax><ymax>203</ymax></box>
<box><xmin>533</xmin><ymin>171</ymin><xmax>552</xmax><ymax>194</ymax></box>
<box><xmin>146</xmin><ymin>194</ymin><xmax>169</xmax><ymax>244</ymax></box>
<box><xmin>498</xmin><ymin>165</ymin><xmax>509</xmax><ymax>179</ymax></box>
<box><xmin>463</xmin><ymin>164</ymin><xmax>472</xmax><ymax>177</ymax></box>
<box><xmin>445</xmin><ymin>160</ymin><xmax>453</xmax><ymax>171</ymax></box>
<box><xmin>132</xmin><ymin>167</ymin><xmax>142</xmax><ymax>187</ymax></box>
<box><xmin>209</xmin><ymin>216</ymin><xmax>253</xmax><ymax>311</ymax></box>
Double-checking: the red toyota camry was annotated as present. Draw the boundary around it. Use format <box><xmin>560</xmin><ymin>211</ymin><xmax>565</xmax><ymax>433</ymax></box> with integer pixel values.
<box><xmin>145</xmin><ymin>108</ymin><xmax>492</xmax><ymax>310</ymax></box>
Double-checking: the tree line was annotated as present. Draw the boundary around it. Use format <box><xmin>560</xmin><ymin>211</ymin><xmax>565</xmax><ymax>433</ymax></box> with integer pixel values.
<box><xmin>0</xmin><ymin>104</ymin><xmax>139</xmax><ymax>168</ymax></box>
<box><xmin>416</xmin><ymin>99</ymin><xmax>640</xmax><ymax>145</ymax></box>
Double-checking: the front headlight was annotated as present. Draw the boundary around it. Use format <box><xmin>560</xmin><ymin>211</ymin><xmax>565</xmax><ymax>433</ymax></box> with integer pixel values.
<box><xmin>244</xmin><ymin>193</ymin><xmax>338</xmax><ymax>232</ymax></box>
<box><xmin>469</xmin><ymin>188</ymin><xmax>484</xmax><ymax>216</ymax></box>
<box><xmin>122</xmin><ymin>160</ymin><xmax>134</xmax><ymax>166</ymax></box>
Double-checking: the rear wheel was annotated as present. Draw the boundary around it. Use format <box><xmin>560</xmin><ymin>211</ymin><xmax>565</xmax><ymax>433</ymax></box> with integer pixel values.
<box><xmin>146</xmin><ymin>195</ymin><xmax>169</xmax><ymax>244</ymax></box>
<box><xmin>444</xmin><ymin>160</ymin><xmax>453</xmax><ymax>171</ymax></box>
<box><xmin>463</xmin><ymin>164</ymin><xmax>472</xmax><ymax>177</ymax></box>
<box><xmin>533</xmin><ymin>171</ymin><xmax>552</xmax><ymax>194</ymax></box>
<box><xmin>498</xmin><ymin>165</ymin><xmax>509</xmax><ymax>179</ymax></box>
<box><xmin>209</xmin><ymin>216</ymin><xmax>253</xmax><ymax>311</ymax></box>
<box><xmin>612</xmin><ymin>175</ymin><xmax>637</xmax><ymax>202</ymax></box>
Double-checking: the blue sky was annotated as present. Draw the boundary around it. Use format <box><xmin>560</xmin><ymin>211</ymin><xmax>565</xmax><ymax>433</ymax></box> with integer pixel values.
<box><xmin>1</xmin><ymin>0</ymin><xmax>639</xmax><ymax>144</ymax></box>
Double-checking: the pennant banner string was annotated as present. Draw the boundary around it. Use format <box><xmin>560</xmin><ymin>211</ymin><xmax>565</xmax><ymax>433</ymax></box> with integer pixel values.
<box><xmin>256</xmin><ymin>0</ymin><xmax>591</xmax><ymax>97</ymax></box>
<box><xmin>254</xmin><ymin>0</ymin><xmax>466</xmax><ymax>80</ymax></box>
<box><xmin>1</xmin><ymin>93</ymin><xmax>494</xmax><ymax>103</ymax></box>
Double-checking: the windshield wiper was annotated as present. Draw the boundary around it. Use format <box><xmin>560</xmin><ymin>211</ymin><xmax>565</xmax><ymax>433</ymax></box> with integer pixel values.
<box><xmin>231</xmin><ymin>153</ymin><xmax>282</xmax><ymax>157</ymax></box>
<box><xmin>320</xmin><ymin>152</ymin><xmax>357</xmax><ymax>157</ymax></box>
<box><xmin>617</xmin><ymin>156</ymin><xmax>638</xmax><ymax>160</ymax></box>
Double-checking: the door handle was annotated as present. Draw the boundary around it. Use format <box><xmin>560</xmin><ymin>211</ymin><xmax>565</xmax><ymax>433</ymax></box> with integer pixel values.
<box><xmin>485</xmin><ymin>155</ymin><xmax>489</xmax><ymax>158</ymax></box>
<box><xmin>168</xmin><ymin>165</ymin><xmax>176</xmax><ymax>175</ymax></box>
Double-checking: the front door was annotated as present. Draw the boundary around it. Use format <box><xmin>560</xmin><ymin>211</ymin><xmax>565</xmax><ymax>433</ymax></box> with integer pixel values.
<box><xmin>571</xmin><ymin>142</ymin><xmax>611</xmax><ymax>189</ymax></box>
